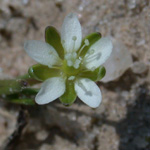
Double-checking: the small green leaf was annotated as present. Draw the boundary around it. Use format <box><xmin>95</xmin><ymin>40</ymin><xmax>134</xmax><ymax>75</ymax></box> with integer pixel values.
<box><xmin>8</xmin><ymin>98</ymin><xmax>35</xmax><ymax>105</ymax></box>
<box><xmin>78</xmin><ymin>32</ymin><xmax>101</xmax><ymax>57</ymax></box>
<box><xmin>60</xmin><ymin>79</ymin><xmax>76</xmax><ymax>106</ymax></box>
<box><xmin>0</xmin><ymin>79</ymin><xmax>27</xmax><ymax>95</ymax></box>
<box><xmin>79</xmin><ymin>66</ymin><xmax>106</xmax><ymax>81</ymax></box>
<box><xmin>45</xmin><ymin>26</ymin><xmax>64</xmax><ymax>59</ymax></box>
<box><xmin>21</xmin><ymin>88</ymin><xmax>39</xmax><ymax>95</ymax></box>
<box><xmin>28</xmin><ymin>64</ymin><xmax>61</xmax><ymax>81</ymax></box>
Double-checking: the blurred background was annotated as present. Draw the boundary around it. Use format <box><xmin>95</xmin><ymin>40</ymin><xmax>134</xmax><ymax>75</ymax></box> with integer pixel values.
<box><xmin>0</xmin><ymin>0</ymin><xmax>150</xmax><ymax>150</ymax></box>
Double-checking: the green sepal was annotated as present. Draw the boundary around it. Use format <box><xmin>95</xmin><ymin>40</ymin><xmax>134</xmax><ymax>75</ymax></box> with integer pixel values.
<box><xmin>78</xmin><ymin>66</ymin><xmax>106</xmax><ymax>81</ymax></box>
<box><xmin>78</xmin><ymin>32</ymin><xmax>101</xmax><ymax>57</ymax></box>
<box><xmin>45</xmin><ymin>26</ymin><xmax>64</xmax><ymax>59</ymax></box>
<box><xmin>60</xmin><ymin>79</ymin><xmax>77</xmax><ymax>106</ymax></box>
<box><xmin>28</xmin><ymin>64</ymin><xmax>61</xmax><ymax>81</ymax></box>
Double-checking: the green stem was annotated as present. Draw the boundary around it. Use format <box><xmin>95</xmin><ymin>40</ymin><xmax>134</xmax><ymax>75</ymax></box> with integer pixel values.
<box><xmin>17</xmin><ymin>74</ymin><xmax>30</xmax><ymax>80</ymax></box>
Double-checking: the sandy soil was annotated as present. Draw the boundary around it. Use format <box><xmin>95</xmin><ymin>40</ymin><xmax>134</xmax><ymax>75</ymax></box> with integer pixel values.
<box><xmin>0</xmin><ymin>0</ymin><xmax>150</xmax><ymax>150</ymax></box>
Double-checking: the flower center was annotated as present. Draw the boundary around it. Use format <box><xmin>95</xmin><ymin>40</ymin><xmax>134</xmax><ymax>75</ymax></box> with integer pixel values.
<box><xmin>64</xmin><ymin>52</ymin><xmax>81</xmax><ymax>69</ymax></box>
<box><xmin>62</xmin><ymin>37</ymin><xmax>91</xmax><ymax>77</ymax></box>
<box><xmin>62</xmin><ymin>59</ymin><xmax>80</xmax><ymax>76</ymax></box>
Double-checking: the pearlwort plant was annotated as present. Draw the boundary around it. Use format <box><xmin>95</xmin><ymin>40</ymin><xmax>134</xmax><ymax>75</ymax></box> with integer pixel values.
<box><xmin>0</xmin><ymin>13</ymin><xmax>112</xmax><ymax>108</ymax></box>
<box><xmin>24</xmin><ymin>13</ymin><xmax>112</xmax><ymax>108</ymax></box>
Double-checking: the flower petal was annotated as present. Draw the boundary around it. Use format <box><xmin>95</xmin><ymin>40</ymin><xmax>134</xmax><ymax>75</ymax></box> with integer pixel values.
<box><xmin>75</xmin><ymin>78</ymin><xmax>101</xmax><ymax>108</ymax></box>
<box><xmin>24</xmin><ymin>40</ymin><xmax>61</xmax><ymax>67</ymax></box>
<box><xmin>61</xmin><ymin>13</ymin><xmax>82</xmax><ymax>53</ymax></box>
<box><xmin>35</xmin><ymin>77</ymin><xmax>66</xmax><ymax>104</ymax></box>
<box><xmin>83</xmin><ymin>37</ymin><xmax>113</xmax><ymax>70</ymax></box>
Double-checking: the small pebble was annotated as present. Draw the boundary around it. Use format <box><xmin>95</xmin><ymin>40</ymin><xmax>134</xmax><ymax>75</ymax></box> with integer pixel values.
<box><xmin>36</xmin><ymin>130</ymin><xmax>49</xmax><ymax>141</ymax></box>
<box><xmin>131</xmin><ymin>62</ymin><xmax>148</xmax><ymax>74</ymax></box>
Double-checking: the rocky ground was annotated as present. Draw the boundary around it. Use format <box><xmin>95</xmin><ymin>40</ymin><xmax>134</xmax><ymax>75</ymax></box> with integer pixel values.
<box><xmin>0</xmin><ymin>0</ymin><xmax>150</xmax><ymax>150</ymax></box>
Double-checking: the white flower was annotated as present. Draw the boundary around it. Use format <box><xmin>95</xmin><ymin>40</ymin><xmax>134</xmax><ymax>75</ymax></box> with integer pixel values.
<box><xmin>24</xmin><ymin>13</ymin><xmax>113</xmax><ymax>108</ymax></box>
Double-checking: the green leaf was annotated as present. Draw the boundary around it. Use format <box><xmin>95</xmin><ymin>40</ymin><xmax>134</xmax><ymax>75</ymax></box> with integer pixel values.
<box><xmin>45</xmin><ymin>26</ymin><xmax>64</xmax><ymax>59</ymax></box>
<box><xmin>8</xmin><ymin>98</ymin><xmax>35</xmax><ymax>105</ymax></box>
<box><xmin>78</xmin><ymin>32</ymin><xmax>101</xmax><ymax>57</ymax></box>
<box><xmin>0</xmin><ymin>79</ymin><xmax>27</xmax><ymax>95</ymax></box>
<box><xmin>1</xmin><ymin>88</ymin><xmax>37</xmax><ymax>105</ymax></box>
<box><xmin>21</xmin><ymin>88</ymin><xmax>39</xmax><ymax>95</ymax></box>
<box><xmin>60</xmin><ymin>79</ymin><xmax>76</xmax><ymax>106</ymax></box>
<box><xmin>78</xmin><ymin>66</ymin><xmax>106</xmax><ymax>81</ymax></box>
<box><xmin>28</xmin><ymin>64</ymin><xmax>61</xmax><ymax>81</ymax></box>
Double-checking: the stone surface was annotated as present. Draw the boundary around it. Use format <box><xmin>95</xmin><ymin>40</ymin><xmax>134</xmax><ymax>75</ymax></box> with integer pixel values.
<box><xmin>101</xmin><ymin>40</ymin><xmax>133</xmax><ymax>82</ymax></box>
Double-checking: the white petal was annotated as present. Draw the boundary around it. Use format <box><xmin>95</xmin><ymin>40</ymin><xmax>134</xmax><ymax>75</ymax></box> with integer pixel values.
<box><xmin>61</xmin><ymin>13</ymin><xmax>82</xmax><ymax>53</ymax></box>
<box><xmin>83</xmin><ymin>37</ymin><xmax>113</xmax><ymax>70</ymax></box>
<box><xmin>35</xmin><ymin>77</ymin><xmax>66</xmax><ymax>104</ymax></box>
<box><xmin>24</xmin><ymin>40</ymin><xmax>61</xmax><ymax>67</ymax></box>
<box><xmin>75</xmin><ymin>78</ymin><xmax>101</xmax><ymax>108</ymax></box>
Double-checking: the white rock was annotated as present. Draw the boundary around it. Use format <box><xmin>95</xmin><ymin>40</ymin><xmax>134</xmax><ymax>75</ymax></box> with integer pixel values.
<box><xmin>101</xmin><ymin>40</ymin><xmax>133</xmax><ymax>82</ymax></box>
<box><xmin>36</xmin><ymin>130</ymin><xmax>49</xmax><ymax>141</ymax></box>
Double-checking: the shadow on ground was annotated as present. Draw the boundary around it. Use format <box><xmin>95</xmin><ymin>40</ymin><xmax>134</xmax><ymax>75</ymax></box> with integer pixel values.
<box><xmin>116</xmin><ymin>83</ymin><xmax>150</xmax><ymax>150</ymax></box>
<box><xmin>98</xmin><ymin>82</ymin><xmax>150</xmax><ymax>150</ymax></box>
